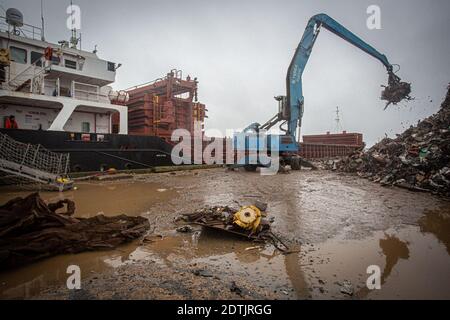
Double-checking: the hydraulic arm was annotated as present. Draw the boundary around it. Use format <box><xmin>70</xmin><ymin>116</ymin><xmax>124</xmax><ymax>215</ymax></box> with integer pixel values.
<box><xmin>257</xmin><ymin>13</ymin><xmax>411</xmax><ymax>142</ymax></box>
<box><xmin>238</xmin><ymin>13</ymin><xmax>411</xmax><ymax>171</ymax></box>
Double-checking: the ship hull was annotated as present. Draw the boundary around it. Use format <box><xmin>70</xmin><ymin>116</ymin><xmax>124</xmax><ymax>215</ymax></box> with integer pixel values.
<box><xmin>0</xmin><ymin>129</ymin><xmax>174</xmax><ymax>173</ymax></box>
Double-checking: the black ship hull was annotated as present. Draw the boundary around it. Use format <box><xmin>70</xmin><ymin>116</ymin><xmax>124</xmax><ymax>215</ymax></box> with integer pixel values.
<box><xmin>0</xmin><ymin>129</ymin><xmax>174</xmax><ymax>173</ymax></box>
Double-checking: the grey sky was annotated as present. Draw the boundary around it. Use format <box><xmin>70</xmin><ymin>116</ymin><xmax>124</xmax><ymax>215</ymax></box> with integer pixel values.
<box><xmin>2</xmin><ymin>0</ymin><xmax>449</xmax><ymax>146</ymax></box>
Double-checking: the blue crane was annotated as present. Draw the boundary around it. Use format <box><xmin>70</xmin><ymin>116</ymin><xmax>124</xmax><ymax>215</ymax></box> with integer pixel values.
<box><xmin>237</xmin><ymin>13</ymin><xmax>411</xmax><ymax>171</ymax></box>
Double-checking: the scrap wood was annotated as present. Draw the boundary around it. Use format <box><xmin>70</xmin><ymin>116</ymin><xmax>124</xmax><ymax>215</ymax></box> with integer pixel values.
<box><xmin>0</xmin><ymin>193</ymin><xmax>150</xmax><ymax>269</ymax></box>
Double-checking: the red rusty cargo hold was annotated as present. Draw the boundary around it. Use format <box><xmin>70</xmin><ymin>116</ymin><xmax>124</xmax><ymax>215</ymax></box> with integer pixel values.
<box><xmin>299</xmin><ymin>131</ymin><xmax>364</xmax><ymax>159</ymax></box>
<box><xmin>302</xmin><ymin>131</ymin><xmax>363</xmax><ymax>146</ymax></box>
<box><xmin>112</xmin><ymin>69</ymin><xmax>207</xmax><ymax>142</ymax></box>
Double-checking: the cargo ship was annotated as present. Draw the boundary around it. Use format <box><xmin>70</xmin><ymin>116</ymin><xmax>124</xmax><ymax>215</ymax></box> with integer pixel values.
<box><xmin>0</xmin><ymin>7</ymin><xmax>206</xmax><ymax>173</ymax></box>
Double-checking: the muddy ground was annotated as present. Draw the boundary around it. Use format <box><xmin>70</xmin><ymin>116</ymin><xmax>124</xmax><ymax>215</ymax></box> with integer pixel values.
<box><xmin>0</xmin><ymin>168</ymin><xmax>449</xmax><ymax>299</ymax></box>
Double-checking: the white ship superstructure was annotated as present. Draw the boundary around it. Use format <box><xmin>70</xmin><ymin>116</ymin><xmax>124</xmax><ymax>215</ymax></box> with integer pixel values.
<box><xmin>0</xmin><ymin>8</ymin><xmax>128</xmax><ymax>135</ymax></box>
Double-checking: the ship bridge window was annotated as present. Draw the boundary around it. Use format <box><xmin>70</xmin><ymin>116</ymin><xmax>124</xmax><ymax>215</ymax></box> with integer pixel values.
<box><xmin>81</xmin><ymin>122</ymin><xmax>90</xmax><ymax>133</ymax></box>
<box><xmin>31</xmin><ymin>51</ymin><xmax>43</xmax><ymax>67</ymax></box>
<box><xmin>107</xmin><ymin>61</ymin><xmax>115</xmax><ymax>72</ymax></box>
<box><xmin>10</xmin><ymin>46</ymin><xmax>27</xmax><ymax>64</ymax></box>
<box><xmin>65</xmin><ymin>59</ymin><xmax>77</xmax><ymax>69</ymax></box>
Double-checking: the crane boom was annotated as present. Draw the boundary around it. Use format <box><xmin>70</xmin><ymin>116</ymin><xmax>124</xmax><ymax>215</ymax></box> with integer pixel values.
<box><xmin>236</xmin><ymin>13</ymin><xmax>411</xmax><ymax>171</ymax></box>
<box><xmin>286</xmin><ymin>13</ymin><xmax>410</xmax><ymax>137</ymax></box>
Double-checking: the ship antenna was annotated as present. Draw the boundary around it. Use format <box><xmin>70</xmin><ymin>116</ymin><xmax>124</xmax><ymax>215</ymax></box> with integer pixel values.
<box><xmin>69</xmin><ymin>0</ymin><xmax>79</xmax><ymax>49</ymax></box>
<box><xmin>41</xmin><ymin>0</ymin><xmax>45</xmax><ymax>41</ymax></box>
<box><xmin>334</xmin><ymin>106</ymin><xmax>343</xmax><ymax>132</ymax></box>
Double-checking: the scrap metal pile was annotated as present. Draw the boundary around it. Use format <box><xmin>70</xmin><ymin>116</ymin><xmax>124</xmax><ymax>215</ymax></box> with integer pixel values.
<box><xmin>0</xmin><ymin>193</ymin><xmax>150</xmax><ymax>269</ymax></box>
<box><xmin>329</xmin><ymin>85</ymin><xmax>450</xmax><ymax>196</ymax></box>
<box><xmin>177</xmin><ymin>203</ymin><xmax>291</xmax><ymax>252</ymax></box>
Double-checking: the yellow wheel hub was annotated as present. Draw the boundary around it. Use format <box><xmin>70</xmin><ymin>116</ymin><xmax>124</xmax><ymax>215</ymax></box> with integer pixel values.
<box><xmin>233</xmin><ymin>205</ymin><xmax>262</xmax><ymax>232</ymax></box>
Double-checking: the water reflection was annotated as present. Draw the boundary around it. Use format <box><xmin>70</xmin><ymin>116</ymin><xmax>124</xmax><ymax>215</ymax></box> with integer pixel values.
<box><xmin>379</xmin><ymin>234</ymin><xmax>410</xmax><ymax>284</ymax></box>
<box><xmin>355</xmin><ymin>233</ymin><xmax>410</xmax><ymax>299</ymax></box>
<box><xmin>418</xmin><ymin>207</ymin><xmax>450</xmax><ymax>255</ymax></box>
<box><xmin>139</xmin><ymin>229</ymin><xmax>308</xmax><ymax>299</ymax></box>
<box><xmin>0</xmin><ymin>240</ymin><xmax>139</xmax><ymax>299</ymax></box>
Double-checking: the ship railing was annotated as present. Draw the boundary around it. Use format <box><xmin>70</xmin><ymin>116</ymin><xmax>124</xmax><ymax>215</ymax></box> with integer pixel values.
<box><xmin>0</xmin><ymin>16</ymin><xmax>43</xmax><ymax>41</ymax></box>
<box><xmin>0</xmin><ymin>132</ymin><xmax>69</xmax><ymax>176</ymax></box>
<box><xmin>124</xmin><ymin>69</ymin><xmax>184</xmax><ymax>92</ymax></box>
<box><xmin>42</xmin><ymin>78</ymin><xmax>60</xmax><ymax>96</ymax></box>
<box><xmin>71</xmin><ymin>81</ymin><xmax>110</xmax><ymax>103</ymax></box>
<box><xmin>8</xmin><ymin>58</ymin><xmax>49</xmax><ymax>92</ymax></box>
<box><xmin>72</xmin><ymin>81</ymin><xmax>100</xmax><ymax>102</ymax></box>
<box><xmin>4</xmin><ymin>64</ymin><xmax>113</xmax><ymax>104</ymax></box>
<box><xmin>124</xmin><ymin>77</ymin><xmax>165</xmax><ymax>92</ymax></box>
<box><xmin>0</xmin><ymin>132</ymin><xmax>72</xmax><ymax>190</ymax></box>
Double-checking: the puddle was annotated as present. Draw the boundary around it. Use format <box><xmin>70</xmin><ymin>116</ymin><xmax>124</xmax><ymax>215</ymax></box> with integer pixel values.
<box><xmin>0</xmin><ymin>180</ymin><xmax>174</xmax><ymax>218</ymax></box>
<box><xmin>303</xmin><ymin>225</ymin><xmax>450</xmax><ymax>299</ymax></box>
<box><xmin>2</xmin><ymin>215</ymin><xmax>449</xmax><ymax>300</ymax></box>
<box><xmin>418</xmin><ymin>207</ymin><xmax>450</xmax><ymax>255</ymax></box>
<box><xmin>0</xmin><ymin>240</ymin><xmax>140</xmax><ymax>299</ymax></box>
<box><xmin>0</xmin><ymin>179</ymin><xmax>175</xmax><ymax>299</ymax></box>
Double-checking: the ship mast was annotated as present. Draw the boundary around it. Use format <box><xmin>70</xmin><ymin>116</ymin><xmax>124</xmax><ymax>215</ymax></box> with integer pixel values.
<box><xmin>334</xmin><ymin>106</ymin><xmax>343</xmax><ymax>132</ymax></box>
<box><xmin>69</xmin><ymin>0</ymin><xmax>80</xmax><ymax>49</ymax></box>
<box><xmin>40</xmin><ymin>0</ymin><xmax>45</xmax><ymax>41</ymax></box>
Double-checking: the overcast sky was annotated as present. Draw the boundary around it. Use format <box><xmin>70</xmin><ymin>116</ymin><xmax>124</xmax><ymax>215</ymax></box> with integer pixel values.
<box><xmin>2</xmin><ymin>0</ymin><xmax>449</xmax><ymax>146</ymax></box>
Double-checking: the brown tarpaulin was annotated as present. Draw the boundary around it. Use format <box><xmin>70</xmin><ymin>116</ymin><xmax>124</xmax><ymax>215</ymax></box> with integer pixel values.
<box><xmin>0</xmin><ymin>193</ymin><xmax>150</xmax><ymax>269</ymax></box>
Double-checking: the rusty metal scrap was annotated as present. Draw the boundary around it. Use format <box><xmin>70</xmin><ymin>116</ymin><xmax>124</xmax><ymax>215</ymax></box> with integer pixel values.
<box><xmin>178</xmin><ymin>205</ymin><xmax>293</xmax><ymax>253</ymax></box>
<box><xmin>381</xmin><ymin>71</ymin><xmax>412</xmax><ymax>109</ymax></box>
<box><xmin>327</xmin><ymin>84</ymin><xmax>450</xmax><ymax>197</ymax></box>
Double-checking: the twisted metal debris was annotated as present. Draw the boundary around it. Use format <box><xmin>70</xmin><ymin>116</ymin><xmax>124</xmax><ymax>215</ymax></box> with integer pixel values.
<box><xmin>328</xmin><ymin>84</ymin><xmax>450</xmax><ymax>196</ymax></box>
<box><xmin>381</xmin><ymin>71</ymin><xmax>412</xmax><ymax>109</ymax></box>
<box><xmin>177</xmin><ymin>205</ymin><xmax>293</xmax><ymax>253</ymax></box>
